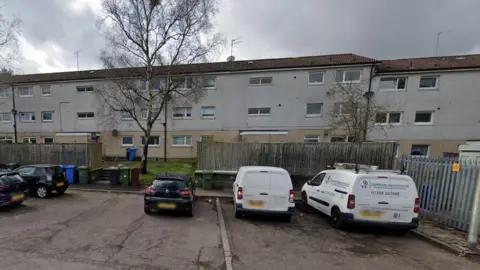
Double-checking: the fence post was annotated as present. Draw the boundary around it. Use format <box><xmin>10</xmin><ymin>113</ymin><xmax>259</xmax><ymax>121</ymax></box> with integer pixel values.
<box><xmin>467</xmin><ymin>172</ymin><xmax>480</xmax><ymax>250</ymax></box>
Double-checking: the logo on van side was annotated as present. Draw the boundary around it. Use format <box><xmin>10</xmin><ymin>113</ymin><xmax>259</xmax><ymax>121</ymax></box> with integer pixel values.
<box><xmin>361</xmin><ymin>180</ymin><xmax>369</xmax><ymax>189</ymax></box>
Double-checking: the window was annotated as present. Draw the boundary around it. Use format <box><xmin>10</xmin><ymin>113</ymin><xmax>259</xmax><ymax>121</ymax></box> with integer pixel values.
<box><xmin>141</xmin><ymin>108</ymin><xmax>160</xmax><ymax>120</ymax></box>
<box><xmin>172</xmin><ymin>107</ymin><xmax>192</xmax><ymax>119</ymax></box>
<box><xmin>172</xmin><ymin>135</ymin><xmax>192</xmax><ymax>146</ymax></box>
<box><xmin>333</xmin><ymin>103</ymin><xmax>349</xmax><ymax>115</ymax></box>
<box><xmin>335</xmin><ymin>70</ymin><xmax>361</xmax><ymax>83</ymax></box>
<box><xmin>141</xmin><ymin>136</ymin><xmax>160</xmax><ymax>146</ymax></box>
<box><xmin>22</xmin><ymin>137</ymin><xmax>37</xmax><ymax>144</ymax></box>
<box><xmin>308</xmin><ymin>72</ymin><xmax>324</xmax><ymax>84</ymax></box>
<box><xmin>248</xmin><ymin>107</ymin><xmax>271</xmax><ymax>116</ymax></box>
<box><xmin>121</xmin><ymin>136</ymin><xmax>134</xmax><ymax>146</ymax></box>
<box><xmin>19</xmin><ymin>112</ymin><xmax>35</xmax><ymax>122</ymax></box>
<box><xmin>201</xmin><ymin>106</ymin><xmax>216</xmax><ymax>118</ymax></box>
<box><xmin>249</xmin><ymin>77</ymin><xmax>273</xmax><ymax>85</ymax></box>
<box><xmin>202</xmin><ymin>77</ymin><xmax>216</xmax><ymax>89</ymax></box>
<box><xmin>331</xmin><ymin>136</ymin><xmax>347</xmax><ymax>142</ymax></box>
<box><xmin>306</xmin><ymin>103</ymin><xmax>323</xmax><ymax>116</ymax></box>
<box><xmin>0</xmin><ymin>136</ymin><xmax>12</xmax><ymax>143</ymax></box>
<box><xmin>379</xmin><ymin>77</ymin><xmax>407</xmax><ymax>90</ymax></box>
<box><xmin>411</xmin><ymin>145</ymin><xmax>429</xmax><ymax>157</ymax></box>
<box><xmin>311</xmin><ymin>173</ymin><xmax>326</xmax><ymax>186</ymax></box>
<box><xmin>121</xmin><ymin>111</ymin><xmax>133</xmax><ymax>120</ymax></box>
<box><xmin>16</xmin><ymin>167</ymin><xmax>36</xmax><ymax>176</ymax></box>
<box><xmin>375</xmin><ymin>112</ymin><xmax>402</xmax><ymax>124</ymax></box>
<box><xmin>41</xmin><ymin>85</ymin><xmax>51</xmax><ymax>96</ymax></box>
<box><xmin>414</xmin><ymin>111</ymin><xmax>434</xmax><ymax>125</ymax></box>
<box><xmin>41</xmin><ymin>111</ymin><xmax>53</xmax><ymax>122</ymax></box>
<box><xmin>18</xmin><ymin>86</ymin><xmax>33</xmax><ymax>97</ymax></box>
<box><xmin>76</xmin><ymin>85</ymin><xmax>94</xmax><ymax>93</ymax></box>
<box><xmin>0</xmin><ymin>89</ymin><xmax>9</xmax><ymax>98</ymax></box>
<box><xmin>172</xmin><ymin>78</ymin><xmax>192</xmax><ymax>89</ymax></box>
<box><xmin>43</xmin><ymin>137</ymin><xmax>54</xmax><ymax>144</ymax></box>
<box><xmin>142</xmin><ymin>79</ymin><xmax>165</xmax><ymax>91</ymax></box>
<box><xmin>77</xmin><ymin>112</ymin><xmax>95</xmax><ymax>119</ymax></box>
<box><xmin>419</xmin><ymin>76</ymin><xmax>439</xmax><ymax>89</ymax></box>
<box><xmin>0</xmin><ymin>112</ymin><xmax>11</xmax><ymax>122</ymax></box>
<box><xmin>200</xmin><ymin>135</ymin><xmax>213</xmax><ymax>142</ymax></box>
<box><xmin>304</xmin><ymin>135</ymin><xmax>320</xmax><ymax>143</ymax></box>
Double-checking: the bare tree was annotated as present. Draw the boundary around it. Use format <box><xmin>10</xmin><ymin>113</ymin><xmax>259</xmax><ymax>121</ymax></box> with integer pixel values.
<box><xmin>0</xmin><ymin>9</ymin><xmax>21</xmax><ymax>69</ymax></box>
<box><xmin>96</xmin><ymin>0</ymin><xmax>222</xmax><ymax>173</ymax></box>
<box><xmin>327</xmin><ymin>82</ymin><xmax>388</xmax><ymax>143</ymax></box>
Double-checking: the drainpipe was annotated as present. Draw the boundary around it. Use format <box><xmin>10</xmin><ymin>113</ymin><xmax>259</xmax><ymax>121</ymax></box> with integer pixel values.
<box><xmin>163</xmin><ymin>97</ymin><xmax>168</xmax><ymax>162</ymax></box>
<box><xmin>362</xmin><ymin>63</ymin><xmax>376</xmax><ymax>142</ymax></box>
<box><xmin>10</xmin><ymin>84</ymin><xmax>17</xmax><ymax>143</ymax></box>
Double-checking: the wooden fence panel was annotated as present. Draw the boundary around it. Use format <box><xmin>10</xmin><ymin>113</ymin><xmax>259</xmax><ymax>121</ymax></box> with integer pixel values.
<box><xmin>197</xmin><ymin>142</ymin><xmax>397</xmax><ymax>176</ymax></box>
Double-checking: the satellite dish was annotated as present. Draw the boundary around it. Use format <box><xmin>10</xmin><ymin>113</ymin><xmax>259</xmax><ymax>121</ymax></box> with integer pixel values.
<box><xmin>227</xmin><ymin>56</ymin><xmax>235</xmax><ymax>62</ymax></box>
<box><xmin>112</xmin><ymin>129</ymin><xmax>119</xmax><ymax>137</ymax></box>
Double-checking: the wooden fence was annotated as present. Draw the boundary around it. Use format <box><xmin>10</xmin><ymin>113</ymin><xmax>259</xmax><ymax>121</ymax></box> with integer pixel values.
<box><xmin>0</xmin><ymin>143</ymin><xmax>103</xmax><ymax>168</ymax></box>
<box><xmin>197</xmin><ymin>142</ymin><xmax>397</xmax><ymax>176</ymax></box>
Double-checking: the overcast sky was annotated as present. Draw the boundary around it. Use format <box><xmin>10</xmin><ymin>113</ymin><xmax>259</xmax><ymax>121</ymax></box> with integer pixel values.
<box><xmin>3</xmin><ymin>0</ymin><xmax>480</xmax><ymax>74</ymax></box>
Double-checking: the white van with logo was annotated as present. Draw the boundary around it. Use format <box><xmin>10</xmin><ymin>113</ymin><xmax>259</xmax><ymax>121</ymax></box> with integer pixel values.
<box><xmin>301</xmin><ymin>164</ymin><xmax>419</xmax><ymax>230</ymax></box>
<box><xmin>233</xmin><ymin>166</ymin><xmax>295</xmax><ymax>222</ymax></box>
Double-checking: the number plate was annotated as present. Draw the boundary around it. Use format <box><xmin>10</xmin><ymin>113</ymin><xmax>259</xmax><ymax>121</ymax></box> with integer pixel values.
<box><xmin>247</xmin><ymin>200</ymin><xmax>265</xmax><ymax>208</ymax></box>
<box><xmin>12</xmin><ymin>194</ymin><xmax>24</xmax><ymax>201</ymax></box>
<box><xmin>158</xmin><ymin>203</ymin><xmax>176</xmax><ymax>209</ymax></box>
<box><xmin>56</xmin><ymin>182</ymin><xmax>64</xmax><ymax>187</ymax></box>
<box><xmin>359</xmin><ymin>210</ymin><xmax>384</xmax><ymax>218</ymax></box>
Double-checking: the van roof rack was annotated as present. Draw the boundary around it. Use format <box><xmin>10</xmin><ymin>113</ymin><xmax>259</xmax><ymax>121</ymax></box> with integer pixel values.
<box><xmin>333</xmin><ymin>163</ymin><xmax>406</xmax><ymax>174</ymax></box>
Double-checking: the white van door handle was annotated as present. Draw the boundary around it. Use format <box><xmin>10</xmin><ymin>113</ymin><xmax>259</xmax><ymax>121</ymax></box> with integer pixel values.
<box><xmin>260</xmin><ymin>192</ymin><xmax>268</xmax><ymax>195</ymax></box>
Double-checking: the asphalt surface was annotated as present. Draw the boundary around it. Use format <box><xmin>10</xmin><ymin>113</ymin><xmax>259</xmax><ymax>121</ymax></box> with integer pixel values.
<box><xmin>0</xmin><ymin>191</ymin><xmax>224</xmax><ymax>269</ymax></box>
<box><xmin>222</xmin><ymin>201</ymin><xmax>480</xmax><ymax>270</ymax></box>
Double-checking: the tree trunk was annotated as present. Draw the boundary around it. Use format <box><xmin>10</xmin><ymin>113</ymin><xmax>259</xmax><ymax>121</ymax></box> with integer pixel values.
<box><xmin>141</xmin><ymin>142</ymin><xmax>149</xmax><ymax>174</ymax></box>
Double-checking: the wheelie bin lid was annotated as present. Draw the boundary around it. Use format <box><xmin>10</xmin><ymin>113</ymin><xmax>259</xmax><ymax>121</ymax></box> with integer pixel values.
<box><xmin>65</xmin><ymin>165</ymin><xmax>77</xmax><ymax>169</ymax></box>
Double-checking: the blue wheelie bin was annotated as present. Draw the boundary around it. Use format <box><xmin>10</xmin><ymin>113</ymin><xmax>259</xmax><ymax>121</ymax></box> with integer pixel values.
<box><xmin>128</xmin><ymin>148</ymin><xmax>137</xmax><ymax>161</ymax></box>
<box><xmin>65</xmin><ymin>165</ymin><xmax>77</xmax><ymax>185</ymax></box>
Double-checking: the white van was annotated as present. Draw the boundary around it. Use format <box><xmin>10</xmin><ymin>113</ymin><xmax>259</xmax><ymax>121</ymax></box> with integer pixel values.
<box><xmin>233</xmin><ymin>166</ymin><xmax>295</xmax><ymax>221</ymax></box>
<box><xmin>301</xmin><ymin>164</ymin><xmax>419</xmax><ymax>230</ymax></box>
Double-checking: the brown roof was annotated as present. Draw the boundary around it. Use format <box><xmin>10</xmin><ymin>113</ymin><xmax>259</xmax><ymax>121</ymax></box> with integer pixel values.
<box><xmin>377</xmin><ymin>54</ymin><xmax>480</xmax><ymax>73</ymax></box>
<box><xmin>0</xmin><ymin>53</ymin><xmax>377</xmax><ymax>85</ymax></box>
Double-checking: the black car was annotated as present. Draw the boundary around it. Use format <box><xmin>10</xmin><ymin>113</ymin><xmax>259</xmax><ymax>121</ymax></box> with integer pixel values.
<box><xmin>14</xmin><ymin>165</ymin><xmax>68</xmax><ymax>198</ymax></box>
<box><xmin>144</xmin><ymin>173</ymin><xmax>195</xmax><ymax>216</ymax></box>
<box><xmin>0</xmin><ymin>172</ymin><xmax>29</xmax><ymax>207</ymax></box>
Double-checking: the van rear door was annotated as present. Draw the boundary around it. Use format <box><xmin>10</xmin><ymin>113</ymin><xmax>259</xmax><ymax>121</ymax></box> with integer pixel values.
<box><xmin>353</xmin><ymin>175</ymin><xmax>392</xmax><ymax>223</ymax></box>
<box><xmin>242</xmin><ymin>171</ymin><xmax>271</xmax><ymax>211</ymax></box>
<box><xmin>268</xmin><ymin>171</ymin><xmax>292</xmax><ymax>211</ymax></box>
<box><xmin>388</xmin><ymin>176</ymin><xmax>417</xmax><ymax>223</ymax></box>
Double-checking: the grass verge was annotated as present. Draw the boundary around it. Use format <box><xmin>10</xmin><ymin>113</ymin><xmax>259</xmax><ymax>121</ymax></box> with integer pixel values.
<box><xmin>117</xmin><ymin>160</ymin><xmax>196</xmax><ymax>185</ymax></box>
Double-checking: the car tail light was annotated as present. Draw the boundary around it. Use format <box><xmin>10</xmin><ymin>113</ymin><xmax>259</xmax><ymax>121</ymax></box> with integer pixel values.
<box><xmin>180</xmin><ymin>190</ymin><xmax>192</xmax><ymax>195</ymax></box>
<box><xmin>237</xmin><ymin>187</ymin><xmax>243</xmax><ymax>200</ymax></box>
<box><xmin>414</xmin><ymin>198</ymin><xmax>420</xmax><ymax>213</ymax></box>
<box><xmin>0</xmin><ymin>185</ymin><xmax>8</xmax><ymax>190</ymax></box>
<box><xmin>347</xmin><ymin>194</ymin><xmax>355</xmax><ymax>209</ymax></box>
<box><xmin>289</xmin><ymin>189</ymin><xmax>294</xmax><ymax>202</ymax></box>
<box><xmin>146</xmin><ymin>187</ymin><xmax>156</xmax><ymax>195</ymax></box>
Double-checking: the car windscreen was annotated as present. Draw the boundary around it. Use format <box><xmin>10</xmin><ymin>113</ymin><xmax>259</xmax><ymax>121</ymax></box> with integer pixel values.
<box><xmin>0</xmin><ymin>175</ymin><xmax>24</xmax><ymax>185</ymax></box>
<box><xmin>152</xmin><ymin>179</ymin><xmax>186</xmax><ymax>189</ymax></box>
<box><xmin>42</xmin><ymin>167</ymin><xmax>62</xmax><ymax>175</ymax></box>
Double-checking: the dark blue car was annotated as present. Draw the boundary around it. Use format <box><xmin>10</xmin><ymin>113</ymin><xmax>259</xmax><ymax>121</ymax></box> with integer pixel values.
<box><xmin>0</xmin><ymin>171</ymin><xmax>29</xmax><ymax>207</ymax></box>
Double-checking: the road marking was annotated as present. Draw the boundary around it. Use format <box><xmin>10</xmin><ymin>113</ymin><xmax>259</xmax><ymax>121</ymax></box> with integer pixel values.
<box><xmin>216</xmin><ymin>198</ymin><xmax>233</xmax><ymax>270</ymax></box>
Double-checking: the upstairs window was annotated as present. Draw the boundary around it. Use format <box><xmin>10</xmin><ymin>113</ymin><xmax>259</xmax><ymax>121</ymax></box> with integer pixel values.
<box><xmin>77</xmin><ymin>112</ymin><xmax>95</xmax><ymax>119</ymax></box>
<box><xmin>0</xmin><ymin>112</ymin><xmax>11</xmax><ymax>122</ymax></box>
<box><xmin>414</xmin><ymin>111</ymin><xmax>434</xmax><ymax>125</ymax></box>
<box><xmin>419</xmin><ymin>76</ymin><xmax>439</xmax><ymax>89</ymax></box>
<box><xmin>249</xmin><ymin>77</ymin><xmax>272</xmax><ymax>85</ymax></box>
<box><xmin>142</xmin><ymin>79</ymin><xmax>165</xmax><ymax>91</ymax></box>
<box><xmin>248</xmin><ymin>107</ymin><xmax>271</xmax><ymax>116</ymax></box>
<box><xmin>333</xmin><ymin>103</ymin><xmax>350</xmax><ymax>115</ymax></box>
<box><xmin>0</xmin><ymin>88</ymin><xmax>10</xmax><ymax>98</ymax></box>
<box><xmin>121</xmin><ymin>111</ymin><xmax>133</xmax><ymax>120</ymax></box>
<box><xmin>308</xmin><ymin>72</ymin><xmax>324</xmax><ymax>84</ymax></box>
<box><xmin>201</xmin><ymin>106</ymin><xmax>216</xmax><ymax>118</ymax></box>
<box><xmin>379</xmin><ymin>77</ymin><xmax>407</xmax><ymax>90</ymax></box>
<box><xmin>77</xmin><ymin>85</ymin><xmax>94</xmax><ymax>93</ymax></box>
<box><xmin>202</xmin><ymin>77</ymin><xmax>216</xmax><ymax>89</ymax></box>
<box><xmin>335</xmin><ymin>70</ymin><xmax>361</xmax><ymax>83</ymax></box>
<box><xmin>19</xmin><ymin>86</ymin><xmax>33</xmax><ymax>97</ymax></box>
<box><xmin>306</xmin><ymin>103</ymin><xmax>323</xmax><ymax>116</ymax></box>
<box><xmin>375</xmin><ymin>112</ymin><xmax>402</xmax><ymax>124</ymax></box>
<box><xmin>41</xmin><ymin>111</ymin><xmax>53</xmax><ymax>122</ymax></box>
<box><xmin>41</xmin><ymin>85</ymin><xmax>51</xmax><ymax>96</ymax></box>
<box><xmin>172</xmin><ymin>78</ymin><xmax>192</xmax><ymax>89</ymax></box>
<box><xmin>172</xmin><ymin>107</ymin><xmax>192</xmax><ymax>119</ymax></box>
<box><xmin>19</xmin><ymin>112</ymin><xmax>35</xmax><ymax>122</ymax></box>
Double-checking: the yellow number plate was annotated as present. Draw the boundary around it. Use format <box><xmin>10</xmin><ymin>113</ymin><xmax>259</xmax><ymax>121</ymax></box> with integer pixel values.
<box><xmin>158</xmin><ymin>203</ymin><xmax>176</xmax><ymax>209</ymax></box>
<box><xmin>12</xmin><ymin>194</ymin><xmax>24</xmax><ymax>201</ymax></box>
<box><xmin>56</xmin><ymin>182</ymin><xmax>64</xmax><ymax>187</ymax></box>
<box><xmin>247</xmin><ymin>201</ymin><xmax>265</xmax><ymax>208</ymax></box>
<box><xmin>360</xmin><ymin>211</ymin><xmax>383</xmax><ymax>218</ymax></box>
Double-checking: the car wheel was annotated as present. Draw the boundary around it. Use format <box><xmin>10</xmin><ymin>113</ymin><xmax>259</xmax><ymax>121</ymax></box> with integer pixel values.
<box><xmin>144</xmin><ymin>206</ymin><xmax>152</xmax><ymax>215</ymax></box>
<box><xmin>36</xmin><ymin>186</ymin><xmax>51</xmax><ymax>198</ymax></box>
<box><xmin>234</xmin><ymin>203</ymin><xmax>242</xmax><ymax>219</ymax></box>
<box><xmin>302</xmin><ymin>192</ymin><xmax>308</xmax><ymax>206</ymax></box>
<box><xmin>331</xmin><ymin>207</ymin><xmax>344</xmax><ymax>229</ymax></box>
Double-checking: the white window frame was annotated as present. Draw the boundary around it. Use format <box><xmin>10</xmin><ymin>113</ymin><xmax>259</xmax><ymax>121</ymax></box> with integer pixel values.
<box><xmin>76</xmin><ymin>85</ymin><xmax>94</xmax><ymax>93</ymax></box>
<box><xmin>378</xmin><ymin>77</ymin><xmax>408</xmax><ymax>91</ymax></box>
<box><xmin>141</xmin><ymin>136</ymin><xmax>160</xmax><ymax>147</ymax></box>
<box><xmin>419</xmin><ymin>76</ymin><xmax>439</xmax><ymax>90</ymax></box>
<box><xmin>247</xmin><ymin>107</ymin><xmax>271</xmax><ymax>116</ymax></box>
<box><xmin>202</xmin><ymin>77</ymin><xmax>216</xmax><ymax>89</ymax></box>
<box><xmin>172</xmin><ymin>107</ymin><xmax>192</xmax><ymax>119</ymax></box>
<box><xmin>19</xmin><ymin>112</ymin><xmax>36</xmax><ymax>122</ymax></box>
<box><xmin>375</xmin><ymin>112</ymin><xmax>403</xmax><ymax>125</ymax></box>
<box><xmin>0</xmin><ymin>136</ymin><xmax>13</xmax><ymax>143</ymax></box>
<box><xmin>142</xmin><ymin>79</ymin><xmax>165</xmax><ymax>91</ymax></box>
<box><xmin>40</xmin><ymin>85</ymin><xmax>51</xmax><ymax>96</ymax></box>
<box><xmin>305</xmin><ymin>103</ymin><xmax>323</xmax><ymax>117</ymax></box>
<box><xmin>199</xmin><ymin>135</ymin><xmax>213</xmax><ymax>142</ymax></box>
<box><xmin>0</xmin><ymin>112</ymin><xmax>11</xmax><ymax>123</ymax></box>
<box><xmin>41</xmin><ymin>111</ymin><xmax>53</xmax><ymax>122</ymax></box>
<box><xmin>0</xmin><ymin>89</ymin><xmax>10</xmax><ymax>98</ymax></box>
<box><xmin>333</xmin><ymin>103</ymin><xmax>350</xmax><ymax>115</ymax></box>
<box><xmin>201</xmin><ymin>106</ymin><xmax>216</xmax><ymax>119</ymax></box>
<box><xmin>121</xmin><ymin>111</ymin><xmax>133</xmax><ymax>121</ymax></box>
<box><xmin>308</xmin><ymin>71</ymin><xmax>325</xmax><ymax>85</ymax></box>
<box><xmin>18</xmin><ymin>86</ymin><xmax>33</xmax><ymax>97</ymax></box>
<box><xmin>121</xmin><ymin>136</ymin><xmax>134</xmax><ymax>147</ymax></box>
<box><xmin>77</xmin><ymin>112</ymin><xmax>95</xmax><ymax>120</ymax></box>
<box><xmin>336</xmin><ymin>70</ymin><xmax>362</xmax><ymax>83</ymax></box>
<box><xmin>172</xmin><ymin>135</ymin><xmax>192</xmax><ymax>147</ymax></box>
<box><xmin>249</xmin><ymin>77</ymin><xmax>273</xmax><ymax>86</ymax></box>
<box><xmin>410</xmin><ymin>144</ymin><xmax>430</xmax><ymax>157</ymax></box>
<box><xmin>172</xmin><ymin>78</ymin><xmax>192</xmax><ymax>90</ymax></box>
<box><xmin>43</xmin><ymin>137</ymin><xmax>54</xmax><ymax>144</ymax></box>
<box><xmin>414</xmin><ymin>111</ymin><xmax>434</xmax><ymax>125</ymax></box>
<box><xmin>304</xmin><ymin>135</ymin><xmax>320</xmax><ymax>143</ymax></box>
<box><xmin>22</xmin><ymin>137</ymin><xmax>37</xmax><ymax>144</ymax></box>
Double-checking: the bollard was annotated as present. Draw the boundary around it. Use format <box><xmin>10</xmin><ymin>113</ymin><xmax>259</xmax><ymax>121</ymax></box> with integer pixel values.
<box><xmin>467</xmin><ymin>172</ymin><xmax>480</xmax><ymax>250</ymax></box>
